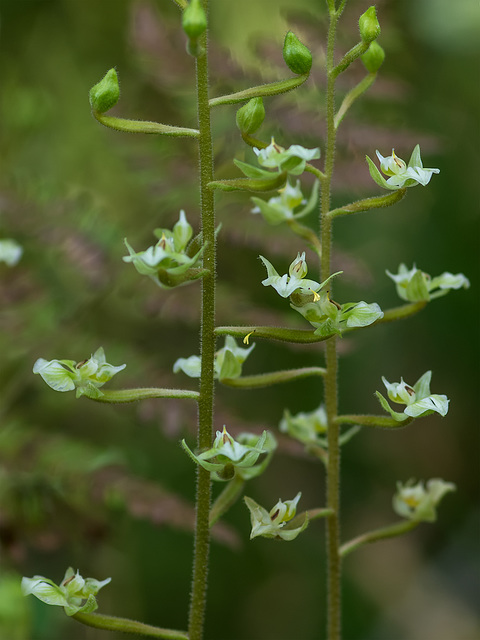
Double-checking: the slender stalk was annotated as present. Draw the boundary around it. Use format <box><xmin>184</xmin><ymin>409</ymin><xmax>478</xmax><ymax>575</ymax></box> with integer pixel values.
<box><xmin>73</xmin><ymin>612</ymin><xmax>188</xmax><ymax>639</ymax></box>
<box><xmin>321</xmin><ymin>5</ymin><xmax>344</xmax><ymax>639</ymax></box>
<box><xmin>340</xmin><ymin>520</ymin><xmax>419</xmax><ymax>558</ymax></box>
<box><xmin>208</xmin><ymin>75</ymin><xmax>308</xmax><ymax>107</ymax></box>
<box><xmin>188</xmin><ymin>5</ymin><xmax>215</xmax><ymax>639</ymax></box>
<box><xmin>214</xmin><ymin>325</ymin><xmax>328</xmax><ymax>344</ymax></box>
<box><xmin>221</xmin><ymin>366</ymin><xmax>326</xmax><ymax>389</ymax></box>
<box><xmin>89</xmin><ymin>387</ymin><xmax>199</xmax><ymax>403</ymax></box>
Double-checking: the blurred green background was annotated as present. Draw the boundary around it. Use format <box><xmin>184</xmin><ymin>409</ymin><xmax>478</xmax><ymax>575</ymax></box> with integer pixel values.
<box><xmin>0</xmin><ymin>0</ymin><xmax>478</xmax><ymax>638</ymax></box>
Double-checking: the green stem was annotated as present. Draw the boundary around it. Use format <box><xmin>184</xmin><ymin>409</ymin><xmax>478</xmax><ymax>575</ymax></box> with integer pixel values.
<box><xmin>327</xmin><ymin>188</ymin><xmax>406</xmax><ymax>219</ymax></box>
<box><xmin>334</xmin><ymin>73</ymin><xmax>376</xmax><ymax>129</ymax></box>
<box><xmin>287</xmin><ymin>219</ymin><xmax>322</xmax><ymax>259</ymax></box>
<box><xmin>307</xmin><ymin>507</ymin><xmax>335</xmax><ymax>521</ymax></box>
<box><xmin>209</xmin><ymin>476</ymin><xmax>245</xmax><ymax>527</ymax></box>
<box><xmin>209</xmin><ymin>75</ymin><xmax>308</xmax><ymax>108</ymax></box>
<box><xmin>92</xmin><ymin>112</ymin><xmax>199</xmax><ymax>138</ymax></box>
<box><xmin>188</xmin><ymin>8</ymin><xmax>215</xmax><ymax>639</ymax></box>
<box><xmin>288</xmin><ymin>507</ymin><xmax>334</xmax><ymax>529</ymax></box>
<box><xmin>376</xmin><ymin>301</ymin><xmax>427</xmax><ymax>323</ymax></box>
<box><xmin>331</xmin><ymin>41</ymin><xmax>369</xmax><ymax>79</ymax></box>
<box><xmin>321</xmin><ymin>6</ymin><xmax>344</xmax><ymax>640</ymax></box>
<box><xmin>340</xmin><ymin>520</ymin><xmax>420</xmax><ymax>558</ymax></box>
<box><xmin>73</xmin><ymin>612</ymin><xmax>188</xmax><ymax>639</ymax></box>
<box><xmin>208</xmin><ymin>172</ymin><xmax>286</xmax><ymax>192</ymax></box>
<box><xmin>214</xmin><ymin>325</ymin><xmax>328</xmax><ymax>344</ymax></box>
<box><xmin>220</xmin><ymin>366</ymin><xmax>326</xmax><ymax>389</ymax></box>
<box><xmin>336</xmin><ymin>414</ymin><xmax>413</xmax><ymax>429</ymax></box>
<box><xmin>88</xmin><ymin>388</ymin><xmax>199</xmax><ymax>403</ymax></box>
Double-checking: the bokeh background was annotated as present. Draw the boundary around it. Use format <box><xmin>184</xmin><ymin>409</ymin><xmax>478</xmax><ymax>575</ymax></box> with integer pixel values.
<box><xmin>0</xmin><ymin>0</ymin><xmax>478</xmax><ymax>638</ymax></box>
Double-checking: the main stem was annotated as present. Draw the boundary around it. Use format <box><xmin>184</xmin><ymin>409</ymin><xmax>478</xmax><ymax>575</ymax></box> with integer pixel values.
<box><xmin>321</xmin><ymin>6</ymin><xmax>342</xmax><ymax>640</ymax></box>
<box><xmin>188</xmin><ymin>6</ymin><xmax>215</xmax><ymax>639</ymax></box>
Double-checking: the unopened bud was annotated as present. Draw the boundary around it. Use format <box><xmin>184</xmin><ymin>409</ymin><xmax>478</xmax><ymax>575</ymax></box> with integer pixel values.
<box><xmin>89</xmin><ymin>69</ymin><xmax>120</xmax><ymax>114</ymax></box>
<box><xmin>283</xmin><ymin>31</ymin><xmax>312</xmax><ymax>76</ymax></box>
<box><xmin>361</xmin><ymin>41</ymin><xmax>385</xmax><ymax>72</ymax></box>
<box><xmin>182</xmin><ymin>0</ymin><xmax>207</xmax><ymax>40</ymax></box>
<box><xmin>359</xmin><ymin>6</ymin><xmax>381</xmax><ymax>44</ymax></box>
<box><xmin>236</xmin><ymin>98</ymin><xmax>265</xmax><ymax>134</ymax></box>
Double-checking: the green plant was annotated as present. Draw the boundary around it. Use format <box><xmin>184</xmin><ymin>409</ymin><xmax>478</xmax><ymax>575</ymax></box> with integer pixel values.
<box><xmin>21</xmin><ymin>2</ymin><xmax>469</xmax><ymax>639</ymax></box>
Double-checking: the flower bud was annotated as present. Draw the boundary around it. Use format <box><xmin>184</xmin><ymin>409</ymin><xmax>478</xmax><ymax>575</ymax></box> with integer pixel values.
<box><xmin>361</xmin><ymin>41</ymin><xmax>385</xmax><ymax>73</ymax></box>
<box><xmin>182</xmin><ymin>0</ymin><xmax>207</xmax><ymax>39</ymax></box>
<box><xmin>283</xmin><ymin>31</ymin><xmax>312</xmax><ymax>75</ymax></box>
<box><xmin>359</xmin><ymin>6</ymin><xmax>381</xmax><ymax>44</ymax></box>
<box><xmin>89</xmin><ymin>69</ymin><xmax>120</xmax><ymax>114</ymax></box>
<box><xmin>236</xmin><ymin>98</ymin><xmax>265</xmax><ymax>134</ymax></box>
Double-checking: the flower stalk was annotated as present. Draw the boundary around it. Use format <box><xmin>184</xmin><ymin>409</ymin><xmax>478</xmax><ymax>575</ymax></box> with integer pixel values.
<box><xmin>188</xmin><ymin>5</ymin><xmax>215</xmax><ymax>638</ymax></box>
<box><xmin>73</xmin><ymin>612</ymin><xmax>189</xmax><ymax>639</ymax></box>
<box><xmin>321</xmin><ymin>6</ymin><xmax>343</xmax><ymax>639</ymax></box>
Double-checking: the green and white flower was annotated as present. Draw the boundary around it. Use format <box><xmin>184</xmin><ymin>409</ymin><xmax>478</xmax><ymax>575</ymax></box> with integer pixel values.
<box><xmin>251</xmin><ymin>179</ymin><xmax>319</xmax><ymax>226</ymax></box>
<box><xmin>182</xmin><ymin>427</ymin><xmax>277</xmax><ymax>481</ymax></box>
<box><xmin>33</xmin><ymin>347</ymin><xmax>126</xmax><ymax>399</ymax></box>
<box><xmin>0</xmin><ymin>239</ymin><xmax>23</xmax><ymax>266</ymax></box>
<box><xmin>260</xmin><ymin>253</ymin><xmax>339</xmax><ymax>299</ymax></box>
<box><xmin>260</xmin><ymin>253</ymin><xmax>382</xmax><ymax>336</ymax></box>
<box><xmin>280</xmin><ymin>404</ymin><xmax>360</xmax><ymax>448</ymax></box>
<box><xmin>366</xmin><ymin>144</ymin><xmax>440</xmax><ymax>190</ymax></box>
<box><xmin>235</xmin><ymin>138</ymin><xmax>320</xmax><ymax>180</ymax></box>
<box><xmin>173</xmin><ymin>336</ymin><xmax>255</xmax><ymax>381</ymax></box>
<box><xmin>376</xmin><ymin>370</ymin><xmax>449</xmax><ymax>421</ymax></box>
<box><xmin>393</xmin><ymin>478</ymin><xmax>456</xmax><ymax>522</ymax></box>
<box><xmin>387</xmin><ymin>263</ymin><xmax>470</xmax><ymax>302</ymax></box>
<box><xmin>123</xmin><ymin>210</ymin><xmax>206</xmax><ymax>289</ymax></box>
<box><xmin>254</xmin><ymin>139</ymin><xmax>320</xmax><ymax>175</ymax></box>
<box><xmin>292</xmin><ymin>291</ymin><xmax>383</xmax><ymax>337</ymax></box>
<box><xmin>244</xmin><ymin>492</ymin><xmax>308</xmax><ymax>541</ymax></box>
<box><xmin>22</xmin><ymin>567</ymin><xmax>111</xmax><ymax>617</ymax></box>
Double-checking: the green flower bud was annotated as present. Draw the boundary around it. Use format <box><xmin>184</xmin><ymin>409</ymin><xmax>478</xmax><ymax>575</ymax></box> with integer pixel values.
<box><xmin>283</xmin><ymin>31</ymin><xmax>312</xmax><ymax>76</ymax></box>
<box><xmin>89</xmin><ymin>68</ymin><xmax>120</xmax><ymax>114</ymax></box>
<box><xmin>182</xmin><ymin>0</ymin><xmax>207</xmax><ymax>39</ymax></box>
<box><xmin>361</xmin><ymin>41</ymin><xmax>385</xmax><ymax>73</ymax></box>
<box><xmin>236</xmin><ymin>98</ymin><xmax>265</xmax><ymax>134</ymax></box>
<box><xmin>359</xmin><ymin>6</ymin><xmax>381</xmax><ymax>44</ymax></box>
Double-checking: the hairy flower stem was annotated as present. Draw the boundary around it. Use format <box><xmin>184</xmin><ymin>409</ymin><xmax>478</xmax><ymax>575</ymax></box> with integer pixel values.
<box><xmin>321</xmin><ymin>4</ymin><xmax>344</xmax><ymax>639</ymax></box>
<box><xmin>188</xmin><ymin>5</ymin><xmax>215</xmax><ymax>639</ymax></box>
